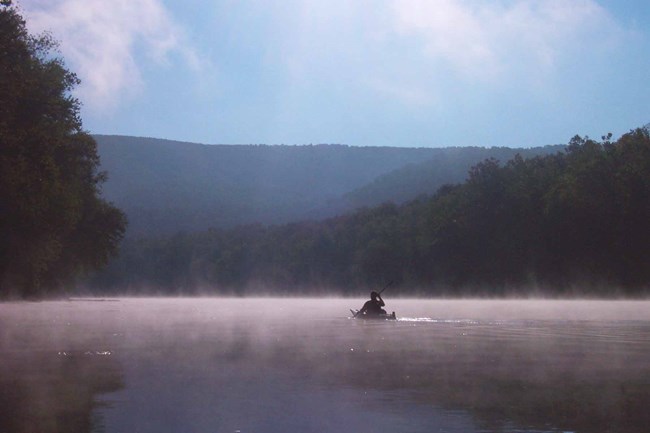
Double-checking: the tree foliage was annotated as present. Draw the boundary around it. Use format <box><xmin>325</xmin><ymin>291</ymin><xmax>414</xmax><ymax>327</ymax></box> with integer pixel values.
<box><xmin>0</xmin><ymin>3</ymin><xmax>126</xmax><ymax>297</ymax></box>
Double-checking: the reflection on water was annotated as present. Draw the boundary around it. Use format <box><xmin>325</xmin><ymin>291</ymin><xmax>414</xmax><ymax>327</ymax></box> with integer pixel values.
<box><xmin>0</xmin><ymin>301</ymin><xmax>124</xmax><ymax>433</ymax></box>
<box><xmin>0</xmin><ymin>298</ymin><xmax>648</xmax><ymax>433</ymax></box>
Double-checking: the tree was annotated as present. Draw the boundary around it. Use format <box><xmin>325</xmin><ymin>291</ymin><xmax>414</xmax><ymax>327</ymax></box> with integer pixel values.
<box><xmin>0</xmin><ymin>2</ymin><xmax>126</xmax><ymax>297</ymax></box>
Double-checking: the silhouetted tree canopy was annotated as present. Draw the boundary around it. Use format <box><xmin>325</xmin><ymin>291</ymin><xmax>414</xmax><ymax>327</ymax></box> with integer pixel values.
<box><xmin>0</xmin><ymin>3</ymin><xmax>126</xmax><ymax>298</ymax></box>
<box><xmin>87</xmin><ymin>128</ymin><xmax>650</xmax><ymax>297</ymax></box>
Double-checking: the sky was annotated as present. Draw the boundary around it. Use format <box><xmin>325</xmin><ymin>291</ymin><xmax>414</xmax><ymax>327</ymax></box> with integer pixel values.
<box><xmin>18</xmin><ymin>0</ymin><xmax>650</xmax><ymax>148</ymax></box>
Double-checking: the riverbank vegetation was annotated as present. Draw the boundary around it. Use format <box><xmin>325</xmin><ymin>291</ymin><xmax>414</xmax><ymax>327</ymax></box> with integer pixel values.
<box><xmin>88</xmin><ymin>128</ymin><xmax>650</xmax><ymax>297</ymax></box>
<box><xmin>0</xmin><ymin>2</ymin><xmax>126</xmax><ymax>298</ymax></box>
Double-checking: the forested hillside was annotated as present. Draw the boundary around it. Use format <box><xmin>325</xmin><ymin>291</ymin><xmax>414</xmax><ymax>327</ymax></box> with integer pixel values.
<box><xmin>338</xmin><ymin>145</ymin><xmax>563</xmax><ymax>209</ymax></box>
<box><xmin>96</xmin><ymin>135</ymin><xmax>438</xmax><ymax>235</ymax></box>
<box><xmin>95</xmin><ymin>135</ymin><xmax>559</xmax><ymax>236</ymax></box>
<box><xmin>86</xmin><ymin>128</ymin><xmax>650</xmax><ymax>296</ymax></box>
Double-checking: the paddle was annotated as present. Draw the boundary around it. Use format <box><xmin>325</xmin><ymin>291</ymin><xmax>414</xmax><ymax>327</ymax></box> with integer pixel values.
<box><xmin>377</xmin><ymin>280</ymin><xmax>393</xmax><ymax>296</ymax></box>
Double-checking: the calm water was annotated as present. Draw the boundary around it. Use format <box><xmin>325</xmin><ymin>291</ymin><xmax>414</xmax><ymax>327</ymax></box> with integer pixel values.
<box><xmin>0</xmin><ymin>298</ymin><xmax>648</xmax><ymax>433</ymax></box>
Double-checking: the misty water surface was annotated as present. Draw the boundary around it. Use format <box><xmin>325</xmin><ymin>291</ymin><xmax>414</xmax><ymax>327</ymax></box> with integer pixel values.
<box><xmin>0</xmin><ymin>298</ymin><xmax>649</xmax><ymax>433</ymax></box>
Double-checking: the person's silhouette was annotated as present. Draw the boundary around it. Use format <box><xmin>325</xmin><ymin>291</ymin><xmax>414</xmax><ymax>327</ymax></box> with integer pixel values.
<box><xmin>358</xmin><ymin>291</ymin><xmax>386</xmax><ymax>316</ymax></box>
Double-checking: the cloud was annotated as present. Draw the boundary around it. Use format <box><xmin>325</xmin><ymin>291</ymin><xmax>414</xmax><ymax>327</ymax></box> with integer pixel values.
<box><xmin>245</xmin><ymin>0</ymin><xmax>623</xmax><ymax>114</ymax></box>
<box><xmin>16</xmin><ymin>0</ymin><xmax>628</xmax><ymax>129</ymax></box>
<box><xmin>389</xmin><ymin>0</ymin><xmax>619</xmax><ymax>82</ymax></box>
<box><xmin>19</xmin><ymin>0</ymin><xmax>202</xmax><ymax>112</ymax></box>
<box><xmin>392</xmin><ymin>0</ymin><xmax>496</xmax><ymax>78</ymax></box>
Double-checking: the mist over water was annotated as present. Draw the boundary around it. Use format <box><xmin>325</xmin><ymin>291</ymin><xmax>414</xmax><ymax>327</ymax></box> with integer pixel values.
<box><xmin>1</xmin><ymin>298</ymin><xmax>649</xmax><ymax>433</ymax></box>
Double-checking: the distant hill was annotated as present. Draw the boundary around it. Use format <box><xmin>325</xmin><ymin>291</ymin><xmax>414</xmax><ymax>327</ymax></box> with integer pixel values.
<box><xmin>331</xmin><ymin>145</ymin><xmax>564</xmax><ymax>211</ymax></box>
<box><xmin>95</xmin><ymin>135</ymin><xmax>443</xmax><ymax>236</ymax></box>
<box><xmin>95</xmin><ymin>135</ymin><xmax>563</xmax><ymax>237</ymax></box>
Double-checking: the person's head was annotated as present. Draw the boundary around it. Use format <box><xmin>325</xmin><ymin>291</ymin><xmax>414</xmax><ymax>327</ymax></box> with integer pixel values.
<box><xmin>371</xmin><ymin>291</ymin><xmax>379</xmax><ymax>300</ymax></box>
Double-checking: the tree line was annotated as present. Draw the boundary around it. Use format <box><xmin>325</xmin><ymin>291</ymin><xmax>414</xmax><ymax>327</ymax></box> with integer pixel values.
<box><xmin>87</xmin><ymin>128</ymin><xmax>650</xmax><ymax>297</ymax></box>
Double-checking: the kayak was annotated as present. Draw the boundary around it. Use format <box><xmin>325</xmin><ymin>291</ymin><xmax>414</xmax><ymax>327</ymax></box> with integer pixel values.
<box><xmin>350</xmin><ymin>309</ymin><xmax>397</xmax><ymax>320</ymax></box>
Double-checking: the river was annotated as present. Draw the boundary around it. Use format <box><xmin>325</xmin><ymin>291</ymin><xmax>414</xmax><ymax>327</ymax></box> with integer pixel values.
<box><xmin>0</xmin><ymin>298</ymin><xmax>648</xmax><ymax>433</ymax></box>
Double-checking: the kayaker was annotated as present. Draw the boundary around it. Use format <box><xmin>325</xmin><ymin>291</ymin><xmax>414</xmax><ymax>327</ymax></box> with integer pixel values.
<box><xmin>359</xmin><ymin>291</ymin><xmax>387</xmax><ymax>316</ymax></box>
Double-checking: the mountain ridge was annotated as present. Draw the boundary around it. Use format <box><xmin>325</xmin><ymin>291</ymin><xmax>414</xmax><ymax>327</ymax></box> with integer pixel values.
<box><xmin>95</xmin><ymin>134</ymin><xmax>563</xmax><ymax>237</ymax></box>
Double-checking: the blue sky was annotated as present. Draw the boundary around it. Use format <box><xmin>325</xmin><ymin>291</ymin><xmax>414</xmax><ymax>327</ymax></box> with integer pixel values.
<box><xmin>20</xmin><ymin>0</ymin><xmax>650</xmax><ymax>148</ymax></box>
